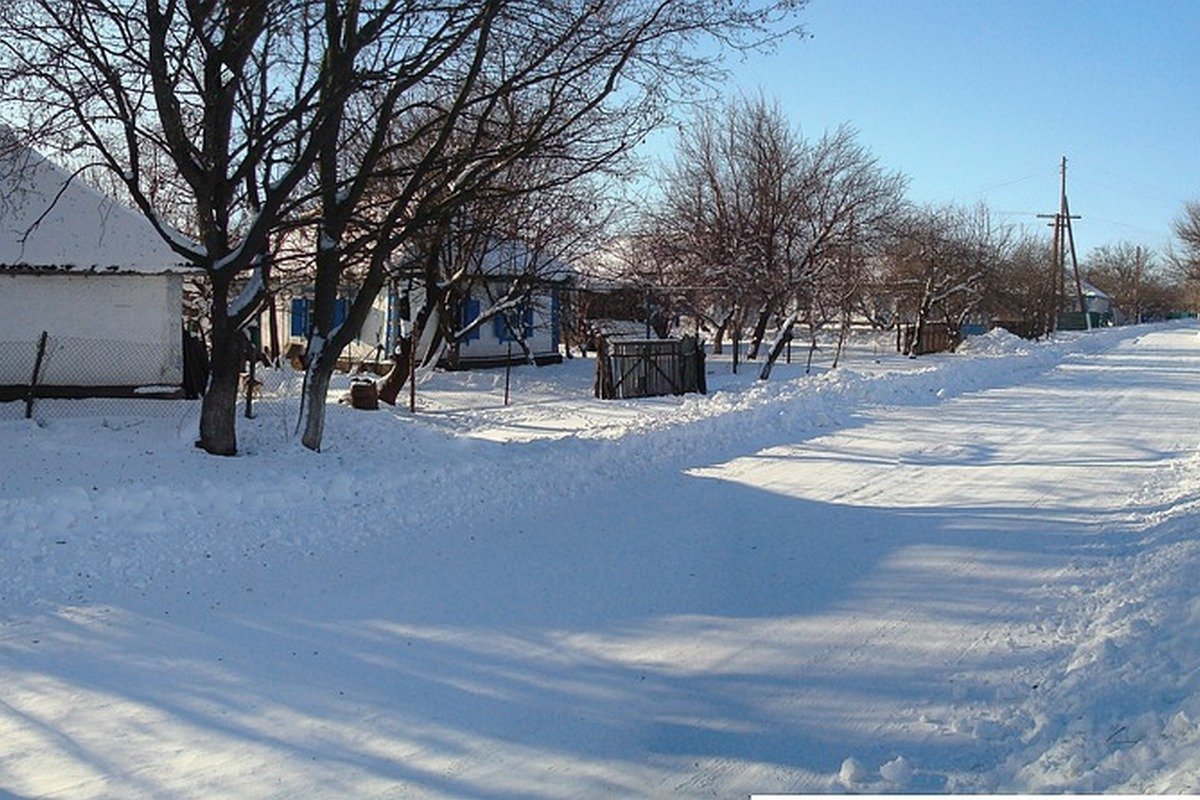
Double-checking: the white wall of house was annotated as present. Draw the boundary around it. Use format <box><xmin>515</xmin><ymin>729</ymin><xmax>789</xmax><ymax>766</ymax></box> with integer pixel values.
<box><xmin>268</xmin><ymin>282</ymin><xmax>564</xmax><ymax>367</ymax></box>
<box><xmin>0</xmin><ymin>273</ymin><xmax>184</xmax><ymax>386</ymax></box>
<box><xmin>455</xmin><ymin>287</ymin><xmax>560</xmax><ymax>363</ymax></box>
<box><xmin>268</xmin><ymin>292</ymin><xmax>391</xmax><ymax>363</ymax></box>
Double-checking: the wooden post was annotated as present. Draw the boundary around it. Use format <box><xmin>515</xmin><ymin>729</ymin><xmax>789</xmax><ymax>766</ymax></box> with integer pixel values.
<box><xmin>244</xmin><ymin>325</ymin><xmax>258</xmax><ymax>419</ymax></box>
<box><xmin>25</xmin><ymin>331</ymin><xmax>48</xmax><ymax>420</ymax></box>
<box><xmin>1134</xmin><ymin>245</ymin><xmax>1143</xmax><ymax>323</ymax></box>
<box><xmin>244</xmin><ymin>349</ymin><xmax>256</xmax><ymax>419</ymax></box>
<box><xmin>267</xmin><ymin>293</ymin><xmax>280</xmax><ymax>364</ymax></box>
<box><xmin>408</xmin><ymin>331</ymin><xmax>416</xmax><ymax>413</ymax></box>
<box><xmin>504</xmin><ymin>343</ymin><xmax>512</xmax><ymax>406</ymax></box>
<box><xmin>732</xmin><ymin>326</ymin><xmax>739</xmax><ymax>375</ymax></box>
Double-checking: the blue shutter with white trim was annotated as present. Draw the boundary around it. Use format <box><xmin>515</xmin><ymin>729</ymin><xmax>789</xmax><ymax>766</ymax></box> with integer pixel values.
<box><xmin>290</xmin><ymin>298</ymin><xmax>310</xmax><ymax>337</ymax></box>
<box><xmin>461</xmin><ymin>298</ymin><xmax>482</xmax><ymax>342</ymax></box>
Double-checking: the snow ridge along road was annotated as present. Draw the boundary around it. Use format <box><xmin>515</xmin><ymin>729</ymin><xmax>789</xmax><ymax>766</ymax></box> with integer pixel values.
<box><xmin>2</xmin><ymin>322</ymin><xmax>1199</xmax><ymax>797</ymax></box>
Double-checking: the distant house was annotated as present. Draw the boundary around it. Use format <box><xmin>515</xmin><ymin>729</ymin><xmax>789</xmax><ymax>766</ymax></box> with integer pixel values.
<box><xmin>446</xmin><ymin>239</ymin><xmax>571</xmax><ymax>369</ymax></box>
<box><xmin>0</xmin><ymin>138</ymin><xmax>196</xmax><ymax>399</ymax></box>
<box><xmin>1080</xmin><ymin>280</ymin><xmax>1115</xmax><ymax>323</ymax></box>
<box><xmin>273</xmin><ymin>238</ymin><xmax>571</xmax><ymax>370</ymax></box>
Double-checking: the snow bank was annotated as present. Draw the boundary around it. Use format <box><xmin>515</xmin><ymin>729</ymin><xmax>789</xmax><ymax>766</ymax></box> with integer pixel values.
<box><xmin>990</xmin><ymin>446</ymin><xmax>1200</xmax><ymax>793</ymax></box>
<box><xmin>3</xmin><ymin>321</ymin><xmax>1199</xmax><ymax>797</ymax></box>
<box><xmin>0</xmin><ymin>323</ymin><xmax>1175</xmax><ymax>615</ymax></box>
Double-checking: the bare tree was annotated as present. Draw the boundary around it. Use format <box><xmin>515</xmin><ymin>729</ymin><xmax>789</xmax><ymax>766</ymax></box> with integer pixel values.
<box><xmin>885</xmin><ymin>204</ymin><xmax>1011</xmax><ymax>355</ymax></box>
<box><xmin>0</xmin><ymin>0</ymin><xmax>356</xmax><ymax>455</ymax></box>
<box><xmin>1</xmin><ymin>0</ymin><xmax>804</xmax><ymax>454</ymax></box>
<box><xmin>1173</xmin><ymin>202</ymin><xmax>1200</xmax><ymax>267</ymax></box>
<box><xmin>288</xmin><ymin>1</ymin><xmax>806</xmax><ymax>450</ymax></box>
<box><xmin>1083</xmin><ymin>242</ymin><xmax>1156</xmax><ymax>323</ymax></box>
<box><xmin>758</xmin><ymin>127</ymin><xmax>906</xmax><ymax>378</ymax></box>
<box><xmin>372</xmin><ymin>158</ymin><xmax>612</xmax><ymax>407</ymax></box>
<box><xmin>982</xmin><ymin>233</ymin><xmax>1054</xmax><ymax>339</ymax></box>
<box><xmin>641</xmin><ymin>97</ymin><xmax>800</xmax><ymax>362</ymax></box>
<box><xmin>1169</xmin><ymin>202</ymin><xmax>1200</xmax><ymax>312</ymax></box>
<box><xmin>638</xmin><ymin>96</ymin><xmax>905</xmax><ymax>379</ymax></box>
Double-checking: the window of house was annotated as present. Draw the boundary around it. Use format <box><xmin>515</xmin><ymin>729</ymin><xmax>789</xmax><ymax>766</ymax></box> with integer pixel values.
<box><xmin>494</xmin><ymin>303</ymin><xmax>534</xmax><ymax>342</ymax></box>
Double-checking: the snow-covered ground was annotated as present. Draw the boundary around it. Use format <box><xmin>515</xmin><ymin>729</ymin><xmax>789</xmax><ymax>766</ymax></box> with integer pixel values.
<box><xmin>3</xmin><ymin>323</ymin><xmax>1200</xmax><ymax>797</ymax></box>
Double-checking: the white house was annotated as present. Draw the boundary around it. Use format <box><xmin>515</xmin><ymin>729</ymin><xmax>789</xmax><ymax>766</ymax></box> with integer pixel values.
<box><xmin>0</xmin><ymin>138</ymin><xmax>196</xmax><ymax>397</ymax></box>
<box><xmin>447</xmin><ymin>239</ymin><xmax>571</xmax><ymax>368</ymax></box>
<box><xmin>273</xmin><ymin>238</ymin><xmax>572</xmax><ymax>370</ymax></box>
<box><xmin>1080</xmin><ymin>279</ymin><xmax>1115</xmax><ymax>323</ymax></box>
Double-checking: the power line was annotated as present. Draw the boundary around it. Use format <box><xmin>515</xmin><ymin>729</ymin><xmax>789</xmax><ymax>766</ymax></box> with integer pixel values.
<box><xmin>962</xmin><ymin>168</ymin><xmax>1054</xmax><ymax>199</ymax></box>
<box><xmin>1080</xmin><ymin>166</ymin><xmax>1185</xmax><ymax>206</ymax></box>
<box><xmin>1083</xmin><ymin>215</ymin><xmax>1164</xmax><ymax>237</ymax></box>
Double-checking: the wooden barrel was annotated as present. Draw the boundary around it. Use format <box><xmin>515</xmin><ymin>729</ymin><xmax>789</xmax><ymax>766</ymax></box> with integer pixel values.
<box><xmin>349</xmin><ymin>379</ymin><xmax>379</xmax><ymax>410</ymax></box>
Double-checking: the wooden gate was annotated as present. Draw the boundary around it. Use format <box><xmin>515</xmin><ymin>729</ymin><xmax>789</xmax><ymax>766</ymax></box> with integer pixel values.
<box><xmin>595</xmin><ymin>336</ymin><xmax>706</xmax><ymax>399</ymax></box>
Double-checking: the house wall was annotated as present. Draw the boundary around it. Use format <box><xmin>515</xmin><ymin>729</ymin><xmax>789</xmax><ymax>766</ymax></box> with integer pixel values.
<box><xmin>270</xmin><ymin>285</ymin><xmax>564</xmax><ymax>368</ymax></box>
<box><xmin>0</xmin><ymin>273</ymin><xmax>184</xmax><ymax>386</ymax></box>
<box><xmin>454</xmin><ymin>286</ymin><xmax>560</xmax><ymax>364</ymax></box>
<box><xmin>267</xmin><ymin>292</ymin><xmax>392</xmax><ymax>363</ymax></box>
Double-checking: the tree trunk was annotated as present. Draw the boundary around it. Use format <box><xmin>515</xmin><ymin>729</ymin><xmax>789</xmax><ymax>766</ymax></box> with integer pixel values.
<box><xmin>747</xmin><ymin>301</ymin><xmax>775</xmax><ymax>360</ymax></box>
<box><xmin>378</xmin><ymin>336</ymin><xmax>412</xmax><ymax>405</ymax></box>
<box><xmin>758</xmin><ymin>313</ymin><xmax>798</xmax><ymax>381</ymax></box>
<box><xmin>300</xmin><ymin>358</ymin><xmax>334</xmax><ymax>452</ymax></box>
<box><xmin>911</xmin><ymin>301</ymin><xmax>930</xmax><ymax>358</ymax></box>
<box><xmin>712</xmin><ymin>321</ymin><xmax>726</xmax><ymax>355</ymax></box>
<box><xmin>831</xmin><ymin>310</ymin><xmax>850</xmax><ymax>369</ymax></box>
<box><xmin>909</xmin><ymin>276</ymin><xmax>934</xmax><ymax>358</ymax></box>
<box><xmin>197</xmin><ymin>323</ymin><xmax>241</xmax><ymax>455</ymax></box>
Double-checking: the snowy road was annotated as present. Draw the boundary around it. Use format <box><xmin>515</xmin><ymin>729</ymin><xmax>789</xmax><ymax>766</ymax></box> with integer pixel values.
<box><xmin>3</xmin><ymin>325</ymin><xmax>1200</xmax><ymax>797</ymax></box>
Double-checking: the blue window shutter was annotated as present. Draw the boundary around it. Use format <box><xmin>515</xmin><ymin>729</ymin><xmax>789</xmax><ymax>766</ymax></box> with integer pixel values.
<box><xmin>334</xmin><ymin>297</ymin><xmax>350</xmax><ymax>328</ymax></box>
<box><xmin>494</xmin><ymin>309</ymin><xmax>511</xmax><ymax>342</ymax></box>
<box><xmin>465</xmin><ymin>298</ymin><xmax>480</xmax><ymax>340</ymax></box>
<box><xmin>522</xmin><ymin>305</ymin><xmax>534</xmax><ymax>338</ymax></box>
<box><xmin>463</xmin><ymin>298</ymin><xmax>482</xmax><ymax>341</ymax></box>
<box><xmin>550</xmin><ymin>291</ymin><xmax>561</xmax><ymax>349</ymax></box>
<box><xmin>291</xmin><ymin>298</ymin><xmax>309</xmax><ymax>337</ymax></box>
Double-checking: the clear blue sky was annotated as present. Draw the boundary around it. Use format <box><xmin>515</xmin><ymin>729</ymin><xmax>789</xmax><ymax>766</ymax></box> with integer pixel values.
<box><xmin>656</xmin><ymin>0</ymin><xmax>1200</xmax><ymax>262</ymax></box>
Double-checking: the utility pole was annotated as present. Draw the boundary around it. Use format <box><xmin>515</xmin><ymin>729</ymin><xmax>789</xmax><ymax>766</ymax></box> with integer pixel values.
<box><xmin>1037</xmin><ymin>156</ymin><xmax>1084</xmax><ymax>332</ymax></box>
<box><xmin>1134</xmin><ymin>245</ymin><xmax>1143</xmax><ymax>324</ymax></box>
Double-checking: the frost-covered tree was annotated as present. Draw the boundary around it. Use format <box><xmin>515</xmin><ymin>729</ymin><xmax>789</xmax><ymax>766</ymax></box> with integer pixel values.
<box><xmin>0</xmin><ymin>0</ymin><xmax>805</xmax><ymax>454</ymax></box>
<box><xmin>285</xmin><ymin>1</ymin><xmax>807</xmax><ymax>451</ymax></box>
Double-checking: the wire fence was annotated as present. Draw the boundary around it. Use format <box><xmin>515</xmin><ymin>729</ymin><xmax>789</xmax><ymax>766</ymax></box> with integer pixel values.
<box><xmin>1</xmin><ymin>333</ymin><xmax>190</xmax><ymax>424</ymax></box>
<box><xmin>0</xmin><ymin>334</ymin><xmax>314</xmax><ymax>446</ymax></box>
<box><xmin>1</xmin><ymin>333</ymin><xmax>184</xmax><ymax>424</ymax></box>
<box><xmin>1</xmin><ymin>334</ymin><xmax>185</xmax><ymax>389</ymax></box>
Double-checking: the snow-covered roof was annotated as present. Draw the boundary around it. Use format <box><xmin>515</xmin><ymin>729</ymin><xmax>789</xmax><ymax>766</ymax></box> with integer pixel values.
<box><xmin>0</xmin><ymin>137</ymin><xmax>195</xmax><ymax>274</ymax></box>
<box><xmin>1079</xmin><ymin>278</ymin><xmax>1111</xmax><ymax>300</ymax></box>
<box><xmin>470</xmin><ymin>238</ymin><xmax>574</xmax><ymax>283</ymax></box>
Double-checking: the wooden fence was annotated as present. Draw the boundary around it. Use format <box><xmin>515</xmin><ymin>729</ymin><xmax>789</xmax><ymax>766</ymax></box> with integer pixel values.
<box><xmin>595</xmin><ymin>336</ymin><xmax>706</xmax><ymax>400</ymax></box>
<box><xmin>899</xmin><ymin>322</ymin><xmax>955</xmax><ymax>356</ymax></box>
